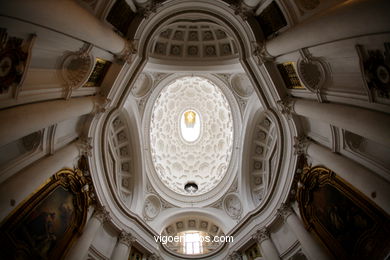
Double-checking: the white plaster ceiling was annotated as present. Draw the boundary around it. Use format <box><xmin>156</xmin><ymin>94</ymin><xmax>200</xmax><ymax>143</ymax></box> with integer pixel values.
<box><xmin>150</xmin><ymin>20</ymin><xmax>238</xmax><ymax>60</ymax></box>
<box><xmin>149</xmin><ymin>76</ymin><xmax>234</xmax><ymax>195</ymax></box>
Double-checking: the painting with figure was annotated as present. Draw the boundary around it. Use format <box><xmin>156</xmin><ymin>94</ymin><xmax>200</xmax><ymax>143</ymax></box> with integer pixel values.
<box><xmin>13</xmin><ymin>186</ymin><xmax>75</xmax><ymax>259</ymax></box>
<box><xmin>0</xmin><ymin>169</ymin><xmax>89</xmax><ymax>260</ymax></box>
<box><xmin>311</xmin><ymin>184</ymin><xmax>374</xmax><ymax>257</ymax></box>
<box><xmin>298</xmin><ymin>166</ymin><xmax>390</xmax><ymax>260</ymax></box>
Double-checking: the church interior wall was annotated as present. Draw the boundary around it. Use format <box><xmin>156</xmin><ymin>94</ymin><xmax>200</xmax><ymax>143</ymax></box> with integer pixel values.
<box><xmin>0</xmin><ymin>0</ymin><xmax>389</xmax><ymax>259</ymax></box>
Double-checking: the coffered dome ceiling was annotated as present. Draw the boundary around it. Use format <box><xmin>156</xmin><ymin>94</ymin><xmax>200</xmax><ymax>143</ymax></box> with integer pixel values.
<box><xmin>150</xmin><ymin>20</ymin><xmax>238</xmax><ymax>60</ymax></box>
<box><xmin>149</xmin><ymin>76</ymin><xmax>234</xmax><ymax>195</ymax></box>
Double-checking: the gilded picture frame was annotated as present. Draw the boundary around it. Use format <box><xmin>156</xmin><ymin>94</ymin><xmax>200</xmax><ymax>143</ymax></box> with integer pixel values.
<box><xmin>0</xmin><ymin>169</ymin><xmax>89</xmax><ymax>260</ymax></box>
<box><xmin>297</xmin><ymin>166</ymin><xmax>390</xmax><ymax>259</ymax></box>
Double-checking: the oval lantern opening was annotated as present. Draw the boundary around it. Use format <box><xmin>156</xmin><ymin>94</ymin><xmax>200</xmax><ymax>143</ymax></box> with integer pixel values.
<box><xmin>180</xmin><ymin>110</ymin><xmax>201</xmax><ymax>142</ymax></box>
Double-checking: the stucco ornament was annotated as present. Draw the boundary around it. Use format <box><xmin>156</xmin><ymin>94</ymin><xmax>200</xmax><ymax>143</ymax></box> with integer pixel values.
<box><xmin>224</xmin><ymin>193</ymin><xmax>242</xmax><ymax>219</ymax></box>
<box><xmin>143</xmin><ymin>195</ymin><xmax>161</xmax><ymax>220</ymax></box>
<box><xmin>149</xmin><ymin>76</ymin><xmax>234</xmax><ymax>195</ymax></box>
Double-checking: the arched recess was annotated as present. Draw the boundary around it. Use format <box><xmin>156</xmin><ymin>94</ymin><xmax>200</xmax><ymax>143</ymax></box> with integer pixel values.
<box><xmin>239</xmin><ymin>94</ymin><xmax>264</xmax><ymax>210</ymax></box>
<box><xmin>241</xmin><ymin>108</ymin><xmax>283</xmax><ymax>210</ymax></box>
<box><xmin>104</xmin><ymin>106</ymin><xmax>143</xmax><ymax>211</ymax></box>
<box><xmin>88</xmin><ymin>0</ymin><xmax>299</xmax><ymax>256</ymax></box>
<box><xmin>161</xmin><ymin>215</ymin><xmax>226</xmax><ymax>258</ymax></box>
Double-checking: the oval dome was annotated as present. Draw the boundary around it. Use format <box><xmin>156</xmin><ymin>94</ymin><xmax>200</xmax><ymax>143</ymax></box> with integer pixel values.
<box><xmin>149</xmin><ymin>76</ymin><xmax>234</xmax><ymax>195</ymax></box>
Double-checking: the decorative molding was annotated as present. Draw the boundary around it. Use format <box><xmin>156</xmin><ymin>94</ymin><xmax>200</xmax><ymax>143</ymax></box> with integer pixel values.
<box><xmin>228</xmin><ymin>251</ymin><xmax>242</xmax><ymax>260</ymax></box>
<box><xmin>277</xmin><ymin>203</ymin><xmax>294</xmax><ymax>222</ymax></box>
<box><xmin>77</xmin><ymin>154</ymin><xmax>96</xmax><ymax>205</ymax></box>
<box><xmin>253</xmin><ymin>42</ymin><xmax>274</xmax><ymax>65</ymax></box>
<box><xmin>149</xmin><ymin>76</ymin><xmax>234</xmax><ymax>196</ymax></box>
<box><xmin>297</xmin><ymin>48</ymin><xmax>328</xmax><ymax>102</ymax></box>
<box><xmin>150</xmin><ymin>22</ymin><xmax>238</xmax><ymax>60</ymax></box>
<box><xmin>147</xmin><ymin>253</ymin><xmax>161</xmax><ymax>260</ymax></box>
<box><xmin>356</xmin><ymin>43</ymin><xmax>390</xmax><ymax>100</ymax></box>
<box><xmin>48</xmin><ymin>124</ymin><xmax>57</xmax><ymax>155</ymax></box>
<box><xmin>107</xmin><ymin>114</ymin><xmax>134</xmax><ymax>206</ymax></box>
<box><xmin>118</xmin><ymin>230</ymin><xmax>135</xmax><ymax>247</ymax></box>
<box><xmin>0</xmin><ymin>28</ymin><xmax>35</xmax><ymax>97</ymax></box>
<box><xmin>276</xmin><ymin>96</ymin><xmax>295</xmax><ymax>115</ymax></box>
<box><xmin>293</xmin><ymin>135</ymin><xmax>309</xmax><ymax>155</ymax></box>
<box><xmin>295</xmin><ymin>0</ymin><xmax>321</xmax><ymax>13</ymax></box>
<box><xmin>146</xmin><ymin>180</ymin><xmax>156</xmax><ymax>194</ymax></box>
<box><xmin>22</xmin><ymin>130</ymin><xmax>43</xmax><ymax>151</ymax></box>
<box><xmin>230</xmin><ymin>1</ymin><xmax>253</xmax><ymax>20</ymax></box>
<box><xmin>249</xmin><ymin>115</ymin><xmax>276</xmax><ymax>207</ymax></box>
<box><xmin>160</xmin><ymin>198</ymin><xmax>175</xmax><ymax>209</ymax></box>
<box><xmin>286</xmin><ymin>154</ymin><xmax>306</xmax><ymax>203</ymax></box>
<box><xmin>228</xmin><ymin>179</ymin><xmax>239</xmax><ymax>193</ymax></box>
<box><xmin>210</xmin><ymin>197</ymin><xmax>224</xmax><ymax>210</ymax></box>
<box><xmin>330</xmin><ymin>125</ymin><xmax>339</xmax><ymax>153</ymax></box>
<box><xmin>216</xmin><ymin>73</ymin><xmax>231</xmax><ymax>84</ymax></box>
<box><xmin>88</xmin><ymin>245</ymin><xmax>109</xmax><ymax>260</ymax></box>
<box><xmin>230</xmin><ymin>73</ymin><xmax>254</xmax><ymax>115</ymax></box>
<box><xmin>252</xmin><ymin>227</ymin><xmax>270</xmax><ymax>244</ymax></box>
<box><xmin>143</xmin><ymin>195</ymin><xmax>161</xmax><ymax>221</ymax></box>
<box><xmin>224</xmin><ymin>193</ymin><xmax>242</xmax><ymax>220</ymax></box>
<box><xmin>78</xmin><ymin>136</ymin><xmax>93</xmax><ymax>157</ymax></box>
<box><xmin>93</xmin><ymin>205</ymin><xmax>110</xmax><ymax>223</ymax></box>
<box><xmin>93</xmin><ymin>96</ymin><xmax>112</xmax><ymax>117</ymax></box>
<box><xmin>344</xmin><ymin>130</ymin><xmax>365</xmax><ymax>151</ymax></box>
<box><xmin>139</xmin><ymin>1</ymin><xmax>163</xmax><ymax>19</ymax></box>
<box><xmin>116</xmin><ymin>40</ymin><xmax>137</xmax><ymax>64</ymax></box>
<box><xmin>59</xmin><ymin>44</ymin><xmax>94</xmax><ymax>99</ymax></box>
<box><xmin>145</xmin><ymin>182</ymin><xmax>175</xmax><ymax>211</ymax></box>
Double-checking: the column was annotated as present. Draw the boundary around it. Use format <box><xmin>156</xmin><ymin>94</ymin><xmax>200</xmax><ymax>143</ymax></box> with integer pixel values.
<box><xmin>280</xmin><ymin>97</ymin><xmax>390</xmax><ymax>147</ymax></box>
<box><xmin>147</xmin><ymin>254</ymin><xmax>160</xmax><ymax>260</ymax></box>
<box><xmin>228</xmin><ymin>251</ymin><xmax>243</xmax><ymax>260</ymax></box>
<box><xmin>111</xmin><ymin>231</ymin><xmax>135</xmax><ymax>260</ymax></box>
<box><xmin>278</xmin><ymin>204</ymin><xmax>331</xmax><ymax>260</ymax></box>
<box><xmin>266</xmin><ymin>0</ymin><xmax>390</xmax><ymax>56</ymax></box>
<box><xmin>0</xmin><ymin>0</ymin><xmax>126</xmax><ymax>54</ymax></box>
<box><xmin>0</xmin><ymin>96</ymin><xmax>101</xmax><ymax>147</ymax></box>
<box><xmin>65</xmin><ymin>206</ymin><xmax>109</xmax><ymax>260</ymax></box>
<box><xmin>253</xmin><ymin>228</ymin><xmax>280</xmax><ymax>260</ymax></box>
<box><xmin>0</xmin><ymin>140</ymin><xmax>79</xmax><ymax>221</ymax></box>
<box><xmin>243</xmin><ymin>0</ymin><xmax>262</xmax><ymax>8</ymax></box>
<box><xmin>307</xmin><ymin>141</ymin><xmax>390</xmax><ymax>214</ymax></box>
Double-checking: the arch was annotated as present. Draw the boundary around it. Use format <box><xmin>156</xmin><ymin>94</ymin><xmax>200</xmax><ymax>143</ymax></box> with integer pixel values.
<box><xmin>88</xmin><ymin>1</ymin><xmax>299</xmax><ymax>258</ymax></box>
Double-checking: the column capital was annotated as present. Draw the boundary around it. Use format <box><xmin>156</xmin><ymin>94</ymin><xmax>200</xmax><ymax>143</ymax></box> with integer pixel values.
<box><xmin>139</xmin><ymin>1</ymin><xmax>163</xmax><ymax>19</ymax></box>
<box><xmin>78</xmin><ymin>136</ymin><xmax>93</xmax><ymax>157</ymax></box>
<box><xmin>92</xmin><ymin>96</ymin><xmax>112</xmax><ymax>117</ymax></box>
<box><xmin>93</xmin><ymin>205</ymin><xmax>110</xmax><ymax>223</ymax></box>
<box><xmin>277</xmin><ymin>203</ymin><xmax>294</xmax><ymax>221</ymax></box>
<box><xmin>293</xmin><ymin>135</ymin><xmax>309</xmax><ymax>155</ymax></box>
<box><xmin>118</xmin><ymin>230</ymin><xmax>135</xmax><ymax>247</ymax></box>
<box><xmin>230</xmin><ymin>1</ymin><xmax>253</xmax><ymax>20</ymax></box>
<box><xmin>252</xmin><ymin>227</ymin><xmax>270</xmax><ymax>244</ymax></box>
<box><xmin>147</xmin><ymin>253</ymin><xmax>161</xmax><ymax>260</ymax></box>
<box><xmin>253</xmin><ymin>42</ymin><xmax>274</xmax><ymax>65</ymax></box>
<box><xmin>116</xmin><ymin>40</ymin><xmax>137</xmax><ymax>64</ymax></box>
<box><xmin>277</xmin><ymin>97</ymin><xmax>295</xmax><ymax>115</ymax></box>
<box><xmin>228</xmin><ymin>251</ymin><xmax>242</xmax><ymax>260</ymax></box>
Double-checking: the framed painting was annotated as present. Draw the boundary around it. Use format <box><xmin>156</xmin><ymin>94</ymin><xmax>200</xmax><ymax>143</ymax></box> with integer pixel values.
<box><xmin>0</xmin><ymin>169</ymin><xmax>90</xmax><ymax>260</ymax></box>
<box><xmin>297</xmin><ymin>166</ymin><xmax>390</xmax><ymax>259</ymax></box>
